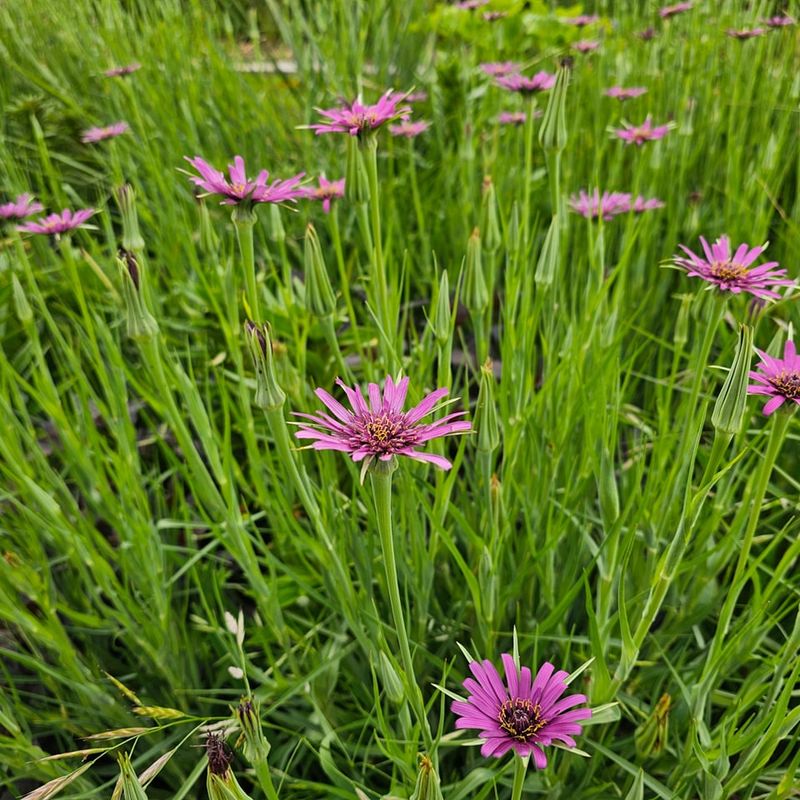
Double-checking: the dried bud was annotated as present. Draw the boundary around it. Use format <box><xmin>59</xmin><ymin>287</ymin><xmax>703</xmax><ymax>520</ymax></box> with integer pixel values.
<box><xmin>234</xmin><ymin>698</ymin><xmax>271</xmax><ymax>764</ymax></box>
<box><xmin>244</xmin><ymin>321</ymin><xmax>286</xmax><ymax>411</ymax></box>
<box><xmin>205</xmin><ymin>735</ymin><xmax>234</xmax><ymax>777</ymax></box>
<box><xmin>711</xmin><ymin>324</ymin><xmax>753</xmax><ymax>435</ymax></box>
<box><xmin>304</xmin><ymin>224</ymin><xmax>336</xmax><ymax>318</ymax></box>
<box><xmin>634</xmin><ymin>693</ymin><xmax>671</xmax><ymax>759</ymax></box>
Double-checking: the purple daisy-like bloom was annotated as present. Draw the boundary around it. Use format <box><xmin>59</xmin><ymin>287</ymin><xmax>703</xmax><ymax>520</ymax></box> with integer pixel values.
<box><xmin>81</xmin><ymin>121</ymin><xmax>130</xmax><ymax>144</ymax></box>
<box><xmin>631</xmin><ymin>195</ymin><xmax>665</xmax><ymax>213</ymax></box>
<box><xmin>605</xmin><ymin>86</ymin><xmax>648</xmax><ymax>100</ymax></box>
<box><xmin>748</xmin><ymin>340</ymin><xmax>800</xmax><ymax>416</ymax></box>
<box><xmin>301</xmin><ymin>176</ymin><xmax>345</xmax><ymax>213</ymax></box>
<box><xmin>294</xmin><ymin>375</ymin><xmax>471</xmax><ymax>473</ymax></box>
<box><xmin>726</xmin><ymin>27</ymin><xmax>766</xmax><ymax>39</ymax></box>
<box><xmin>0</xmin><ymin>193</ymin><xmax>44</xmax><ymax>220</ymax></box>
<box><xmin>389</xmin><ymin>119</ymin><xmax>430</xmax><ymax>138</ymax></box>
<box><xmin>451</xmin><ymin>654</ymin><xmax>591</xmax><ymax>763</ymax></box>
<box><xmin>480</xmin><ymin>61</ymin><xmax>522</xmax><ymax>77</ymax></box>
<box><xmin>569</xmin><ymin>189</ymin><xmax>631</xmax><ymax>221</ymax></box>
<box><xmin>764</xmin><ymin>14</ymin><xmax>794</xmax><ymax>27</ymax></box>
<box><xmin>573</xmin><ymin>39</ymin><xmax>600</xmax><ymax>53</ymax></box>
<box><xmin>483</xmin><ymin>10</ymin><xmax>508</xmax><ymax>21</ymax></box>
<box><xmin>104</xmin><ymin>62</ymin><xmax>141</xmax><ymax>77</ymax></box>
<box><xmin>498</xmin><ymin>111</ymin><xmax>527</xmax><ymax>125</ymax></box>
<box><xmin>564</xmin><ymin>14</ymin><xmax>599</xmax><ymax>26</ymax></box>
<box><xmin>184</xmin><ymin>155</ymin><xmax>305</xmax><ymax>206</ymax></box>
<box><xmin>496</xmin><ymin>71</ymin><xmax>556</xmax><ymax>95</ymax></box>
<box><xmin>659</xmin><ymin>2</ymin><xmax>692</xmax><ymax>18</ymax></box>
<box><xmin>18</xmin><ymin>208</ymin><xmax>96</xmax><ymax>236</ymax></box>
<box><xmin>309</xmin><ymin>91</ymin><xmax>411</xmax><ymax>137</ymax></box>
<box><xmin>613</xmin><ymin>116</ymin><xmax>671</xmax><ymax>146</ymax></box>
<box><xmin>674</xmin><ymin>236</ymin><xmax>794</xmax><ymax>300</ymax></box>
<box><xmin>456</xmin><ymin>0</ymin><xmax>489</xmax><ymax>8</ymax></box>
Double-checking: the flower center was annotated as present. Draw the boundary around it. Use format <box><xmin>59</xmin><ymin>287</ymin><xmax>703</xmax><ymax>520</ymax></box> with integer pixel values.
<box><xmin>231</xmin><ymin>183</ymin><xmax>248</xmax><ymax>195</ymax></box>
<box><xmin>771</xmin><ymin>371</ymin><xmax>800</xmax><ymax>398</ymax></box>
<box><xmin>710</xmin><ymin>260</ymin><xmax>748</xmax><ymax>281</ymax></box>
<box><xmin>498</xmin><ymin>699</ymin><xmax>546</xmax><ymax>742</ymax></box>
<box><xmin>365</xmin><ymin>414</ymin><xmax>401</xmax><ymax>444</ymax></box>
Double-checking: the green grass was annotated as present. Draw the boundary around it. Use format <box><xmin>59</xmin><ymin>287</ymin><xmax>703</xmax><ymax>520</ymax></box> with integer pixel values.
<box><xmin>1</xmin><ymin>1</ymin><xmax>799</xmax><ymax>799</ymax></box>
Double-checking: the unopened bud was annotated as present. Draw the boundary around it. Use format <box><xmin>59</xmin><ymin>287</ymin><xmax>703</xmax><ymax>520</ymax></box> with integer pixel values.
<box><xmin>377</xmin><ymin>651</ymin><xmax>405</xmax><ymax>705</ymax></box>
<box><xmin>432</xmin><ymin>270</ymin><xmax>452</xmax><ymax>347</ymax></box>
<box><xmin>539</xmin><ymin>66</ymin><xmax>569</xmax><ymax>154</ymax></box>
<box><xmin>410</xmin><ymin>754</ymin><xmax>444</xmax><ymax>800</ymax></box>
<box><xmin>304</xmin><ymin>224</ymin><xmax>336</xmax><ymax>318</ymax></box>
<box><xmin>534</xmin><ymin>215</ymin><xmax>560</xmax><ymax>286</ymax></box>
<box><xmin>114</xmin><ymin>184</ymin><xmax>145</xmax><ymax>252</ymax></box>
<box><xmin>711</xmin><ymin>324</ymin><xmax>752</xmax><ymax>435</ymax></box>
<box><xmin>464</xmin><ymin>228</ymin><xmax>488</xmax><ymax>314</ymax></box>
<box><xmin>267</xmin><ymin>203</ymin><xmax>285</xmax><ymax>243</ymax></box>
<box><xmin>508</xmin><ymin>202</ymin><xmax>521</xmax><ymax>253</ymax></box>
<box><xmin>476</xmin><ymin>359</ymin><xmax>500</xmax><ymax>453</ymax></box>
<box><xmin>634</xmin><ymin>693</ymin><xmax>671</xmax><ymax>760</ymax></box>
<box><xmin>12</xmin><ymin>274</ymin><xmax>32</xmax><ymax>323</ymax></box>
<box><xmin>244</xmin><ymin>321</ymin><xmax>286</xmax><ymax>411</ymax></box>
<box><xmin>481</xmin><ymin>177</ymin><xmax>502</xmax><ymax>253</ymax></box>
<box><xmin>234</xmin><ymin>698</ymin><xmax>271</xmax><ymax>764</ymax></box>
<box><xmin>478</xmin><ymin>547</ymin><xmax>496</xmax><ymax>624</ymax></box>
<box><xmin>117</xmin><ymin>249</ymin><xmax>158</xmax><ymax>340</ymax></box>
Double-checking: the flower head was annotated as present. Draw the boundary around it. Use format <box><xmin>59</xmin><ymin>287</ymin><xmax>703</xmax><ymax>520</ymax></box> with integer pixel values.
<box><xmin>498</xmin><ymin>111</ymin><xmax>527</xmax><ymax>125</ymax></box>
<box><xmin>104</xmin><ymin>62</ymin><xmax>141</xmax><ymax>77</ymax></box>
<box><xmin>613</xmin><ymin>116</ymin><xmax>671</xmax><ymax>146</ymax></box>
<box><xmin>631</xmin><ymin>195</ymin><xmax>665</xmax><ymax>213</ymax></box>
<box><xmin>294</xmin><ymin>376</ymin><xmax>471</xmax><ymax>475</ymax></box>
<box><xmin>451</xmin><ymin>654</ymin><xmax>591</xmax><ymax>764</ymax></box>
<box><xmin>748</xmin><ymin>340</ymin><xmax>800</xmax><ymax>416</ymax></box>
<box><xmin>456</xmin><ymin>0</ymin><xmax>489</xmax><ymax>8</ymax></box>
<box><xmin>18</xmin><ymin>208</ymin><xmax>96</xmax><ymax>236</ymax></box>
<box><xmin>483</xmin><ymin>10</ymin><xmax>508</xmax><ymax>21</ymax></box>
<box><xmin>564</xmin><ymin>14</ymin><xmax>599</xmax><ymax>27</ymax></box>
<box><xmin>480</xmin><ymin>61</ymin><xmax>522</xmax><ymax>77</ymax></box>
<box><xmin>569</xmin><ymin>189</ymin><xmax>631</xmax><ymax>220</ymax></box>
<box><xmin>0</xmin><ymin>193</ymin><xmax>44</xmax><ymax>220</ymax></box>
<box><xmin>301</xmin><ymin>176</ymin><xmax>345</xmax><ymax>213</ymax></box>
<box><xmin>764</xmin><ymin>14</ymin><xmax>794</xmax><ymax>27</ymax></box>
<box><xmin>81</xmin><ymin>121</ymin><xmax>130</xmax><ymax>144</ymax></box>
<box><xmin>184</xmin><ymin>155</ymin><xmax>305</xmax><ymax>206</ymax></box>
<box><xmin>308</xmin><ymin>91</ymin><xmax>411</xmax><ymax>137</ymax></box>
<box><xmin>605</xmin><ymin>86</ymin><xmax>648</xmax><ymax>100</ymax></box>
<box><xmin>659</xmin><ymin>2</ymin><xmax>692</xmax><ymax>18</ymax></box>
<box><xmin>726</xmin><ymin>27</ymin><xmax>766</xmax><ymax>39</ymax></box>
<box><xmin>673</xmin><ymin>236</ymin><xmax>794</xmax><ymax>299</ymax></box>
<box><xmin>573</xmin><ymin>40</ymin><xmax>600</xmax><ymax>53</ymax></box>
<box><xmin>389</xmin><ymin>120</ymin><xmax>430</xmax><ymax>138</ymax></box>
<box><xmin>496</xmin><ymin>71</ymin><xmax>556</xmax><ymax>95</ymax></box>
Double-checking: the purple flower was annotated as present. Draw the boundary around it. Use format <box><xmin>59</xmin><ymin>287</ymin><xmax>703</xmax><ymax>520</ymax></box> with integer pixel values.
<box><xmin>604</xmin><ymin>86</ymin><xmax>648</xmax><ymax>100</ymax></box>
<box><xmin>564</xmin><ymin>14</ymin><xmax>599</xmax><ymax>27</ymax></box>
<box><xmin>569</xmin><ymin>189</ymin><xmax>631</xmax><ymax>220</ymax></box>
<box><xmin>480</xmin><ymin>61</ymin><xmax>522</xmax><ymax>77</ymax></box>
<box><xmin>184</xmin><ymin>155</ymin><xmax>305</xmax><ymax>206</ymax></box>
<box><xmin>456</xmin><ymin>0</ymin><xmax>489</xmax><ymax>8</ymax></box>
<box><xmin>104</xmin><ymin>62</ymin><xmax>141</xmax><ymax>77</ymax></box>
<box><xmin>293</xmin><ymin>376</ymin><xmax>471</xmax><ymax>473</ymax></box>
<box><xmin>81</xmin><ymin>121</ymin><xmax>130</xmax><ymax>144</ymax></box>
<box><xmin>18</xmin><ymin>208</ymin><xmax>96</xmax><ymax>236</ymax></box>
<box><xmin>483</xmin><ymin>11</ymin><xmax>507</xmax><ymax>21</ymax></box>
<box><xmin>659</xmin><ymin>2</ymin><xmax>692</xmax><ymax>18</ymax></box>
<box><xmin>631</xmin><ymin>195</ymin><xmax>665</xmax><ymax>213</ymax></box>
<box><xmin>674</xmin><ymin>236</ymin><xmax>794</xmax><ymax>300</ymax></box>
<box><xmin>496</xmin><ymin>72</ymin><xmax>556</xmax><ymax>95</ymax></box>
<box><xmin>613</xmin><ymin>116</ymin><xmax>671</xmax><ymax>146</ymax></box>
<box><xmin>498</xmin><ymin>111</ymin><xmax>527</xmax><ymax>125</ymax></box>
<box><xmin>406</xmin><ymin>91</ymin><xmax>428</xmax><ymax>103</ymax></box>
<box><xmin>302</xmin><ymin>176</ymin><xmax>345</xmax><ymax>213</ymax></box>
<box><xmin>748</xmin><ymin>340</ymin><xmax>800</xmax><ymax>416</ymax></box>
<box><xmin>764</xmin><ymin>14</ymin><xmax>794</xmax><ymax>27</ymax></box>
<box><xmin>389</xmin><ymin>120</ymin><xmax>430</xmax><ymax>138</ymax></box>
<box><xmin>308</xmin><ymin>91</ymin><xmax>411</xmax><ymax>137</ymax></box>
<box><xmin>0</xmin><ymin>193</ymin><xmax>44</xmax><ymax>220</ymax></box>
<box><xmin>572</xmin><ymin>40</ymin><xmax>600</xmax><ymax>53</ymax></box>
<box><xmin>726</xmin><ymin>28</ymin><xmax>766</xmax><ymax>39</ymax></box>
<box><xmin>451</xmin><ymin>654</ymin><xmax>591</xmax><ymax>764</ymax></box>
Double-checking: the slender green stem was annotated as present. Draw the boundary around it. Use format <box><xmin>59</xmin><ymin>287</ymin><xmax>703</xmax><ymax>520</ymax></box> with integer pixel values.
<box><xmin>253</xmin><ymin>762</ymin><xmax>280</xmax><ymax>800</ymax></box>
<box><xmin>521</xmin><ymin>97</ymin><xmax>537</xmax><ymax>249</ymax></box>
<box><xmin>233</xmin><ymin>211</ymin><xmax>259</xmax><ymax>320</ymax></box>
<box><xmin>365</xmin><ymin>136</ymin><xmax>390</xmax><ymax>334</ymax></box>
<box><xmin>511</xmin><ymin>755</ymin><xmax>528</xmax><ymax>800</ymax></box>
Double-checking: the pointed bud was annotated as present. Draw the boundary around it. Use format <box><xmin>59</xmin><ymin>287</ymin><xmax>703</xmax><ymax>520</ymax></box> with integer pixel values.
<box><xmin>674</xmin><ymin>294</ymin><xmax>692</xmax><ymax>346</ymax></box>
<box><xmin>534</xmin><ymin>215</ymin><xmax>560</xmax><ymax>286</ymax></box>
<box><xmin>432</xmin><ymin>270</ymin><xmax>452</xmax><ymax>347</ymax></box>
<box><xmin>478</xmin><ymin>547</ymin><xmax>496</xmax><ymax>623</ymax></box>
<box><xmin>304</xmin><ymin>224</ymin><xmax>336</xmax><ymax>318</ymax></box>
<box><xmin>345</xmin><ymin>135</ymin><xmax>370</xmax><ymax>204</ymax></box>
<box><xmin>245</xmin><ymin>321</ymin><xmax>286</xmax><ymax>411</ymax></box>
<box><xmin>12</xmin><ymin>274</ymin><xmax>32</xmax><ymax>324</ymax></box>
<box><xmin>481</xmin><ymin>177</ymin><xmax>502</xmax><ymax>253</ymax></box>
<box><xmin>508</xmin><ymin>201</ymin><xmax>521</xmax><ymax>253</ymax></box>
<box><xmin>267</xmin><ymin>203</ymin><xmax>285</xmax><ymax>243</ymax></box>
<box><xmin>234</xmin><ymin>698</ymin><xmax>271</xmax><ymax>764</ymax></box>
<box><xmin>117</xmin><ymin>249</ymin><xmax>158</xmax><ymax>340</ymax></box>
<box><xmin>476</xmin><ymin>359</ymin><xmax>500</xmax><ymax>454</ymax></box>
<box><xmin>410</xmin><ymin>754</ymin><xmax>444</xmax><ymax>800</ymax></box>
<box><xmin>711</xmin><ymin>324</ymin><xmax>753</xmax><ymax>435</ymax></box>
<box><xmin>539</xmin><ymin>65</ymin><xmax>570</xmax><ymax>154</ymax></box>
<box><xmin>464</xmin><ymin>228</ymin><xmax>488</xmax><ymax>314</ymax></box>
<box><xmin>377</xmin><ymin>650</ymin><xmax>405</xmax><ymax>705</ymax></box>
<box><xmin>114</xmin><ymin>184</ymin><xmax>145</xmax><ymax>252</ymax></box>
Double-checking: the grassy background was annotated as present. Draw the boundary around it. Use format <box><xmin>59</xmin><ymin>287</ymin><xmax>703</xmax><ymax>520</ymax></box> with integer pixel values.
<box><xmin>1</xmin><ymin>0</ymin><xmax>799</xmax><ymax>798</ymax></box>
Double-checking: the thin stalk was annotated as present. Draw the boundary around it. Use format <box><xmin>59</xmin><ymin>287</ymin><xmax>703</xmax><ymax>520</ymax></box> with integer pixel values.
<box><xmin>511</xmin><ymin>755</ymin><xmax>528</xmax><ymax>800</ymax></box>
<box><xmin>233</xmin><ymin>211</ymin><xmax>259</xmax><ymax>320</ymax></box>
<box><xmin>521</xmin><ymin>96</ymin><xmax>537</xmax><ymax>250</ymax></box>
<box><xmin>253</xmin><ymin>762</ymin><xmax>280</xmax><ymax>800</ymax></box>
<box><xmin>365</xmin><ymin>136</ymin><xmax>390</xmax><ymax>334</ymax></box>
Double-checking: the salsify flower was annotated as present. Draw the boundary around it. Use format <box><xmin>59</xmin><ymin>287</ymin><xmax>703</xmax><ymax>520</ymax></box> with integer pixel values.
<box><xmin>18</xmin><ymin>208</ymin><xmax>96</xmax><ymax>236</ymax></box>
<box><xmin>564</xmin><ymin>14</ymin><xmax>599</xmax><ymax>26</ymax></box>
<box><xmin>456</xmin><ymin>0</ymin><xmax>489</xmax><ymax>9</ymax></box>
<box><xmin>81</xmin><ymin>121</ymin><xmax>130</xmax><ymax>144</ymax></box>
<box><xmin>0</xmin><ymin>193</ymin><xmax>44</xmax><ymax>220</ymax></box>
<box><xmin>451</xmin><ymin>654</ymin><xmax>592</xmax><ymax>764</ymax></box>
<box><xmin>726</xmin><ymin>27</ymin><xmax>766</xmax><ymax>39</ymax></box>
<box><xmin>483</xmin><ymin>10</ymin><xmax>508</xmax><ymax>21</ymax></box>
<box><xmin>573</xmin><ymin>40</ymin><xmax>600</xmax><ymax>53</ymax></box>
<box><xmin>631</xmin><ymin>195</ymin><xmax>665</xmax><ymax>213</ymax></box>
<box><xmin>613</xmin><ymin>116</ymin><xmax>671</xmax><ymax>146</ymax></box>
<box><xmin>673</xmin><ymin>236</ymin><xmax>794</xmax><ymax>300</ymax></box>
<box><xmin>748</xmin><ymin>340</ymin><xmax>800</xmax><ymax>416</ymax></box>
<box><xmin>659</xmin><ymin>2</ymin><xmax>692</xmax><ymax>18</ymax></box>
<box><xmin>308</xmin><ymin>91</ymin><xmax>411</xmax><ymax>137</ymax></box>
<box><xmin>104</xmin><ymin>62</ymin><xmax>141</xmax><ymax>77</ymax></box>
<box><xmin>498</xmin><ymin>111</ymin><xmax>527</xmax><ymax>125</ymax></box>
<box><xmin>605</xmin><ymin>86</ymin><xmax>648</xmax><ymax>100</ymax></box>
<box><xmin>763</xmin><ymin>14</ymin><xmax>794</xmax><ymax>27</ymax></box>
<box><xmin>480</xmin><ymin>61</ymin><xmax>522</xmax><ymax>77</ymax></box>
<box><xmin>301</xmin><ymin>176</ymin><xmax>345</xmax><ymax>213</ymax></box>
<box><xmin>184</xmin><ymin>155</ymin><xmax>305</xmax><ymax>206</ymax></box>
<box><xmin>569</xmin><ymin>189</ymin><xmax>631</xmax><ymax>220</ymax></box>
<box><xmin>293</xmin><ymin>375</ymin><xmax>471</xmax><ymax>476</ymax></box>
<box><xmin>496</xmin><ymin>71</ymin><xmax>556</xmax><ymax>95</ymax></box>
<box><xmin>389</xmin><ymin>120</ymin><xmax>430</xmax><ymax>138</ymax></box>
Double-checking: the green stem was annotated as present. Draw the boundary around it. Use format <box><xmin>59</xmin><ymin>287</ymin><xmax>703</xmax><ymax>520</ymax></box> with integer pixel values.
<box><xmin>521</xmin><ymin>97</ymin><xmax>537</xmax><ymax>250</ymax></box>
<box><xmin>233</xmin><ymin>211</ymin><xmax>259</xmax><ymax>320</ymax></box>
<box><xmin>365</xmin><ymin>136</ymin><xmax>390</xmax><ymax>334</ymax></box>
<box><xmin>511</xmin><ymin>755</ymin><xmax>528</xmax><ymax>800</ymax></box>
<box><xmin>370</xmin><ymin>465</ymin><xmax>433</xmax><ymax>753</ymax></box>
<box><xmin>253</xmin><ymin>761</ymin><xmax>280</xmax><ymax>800</ymax></box>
